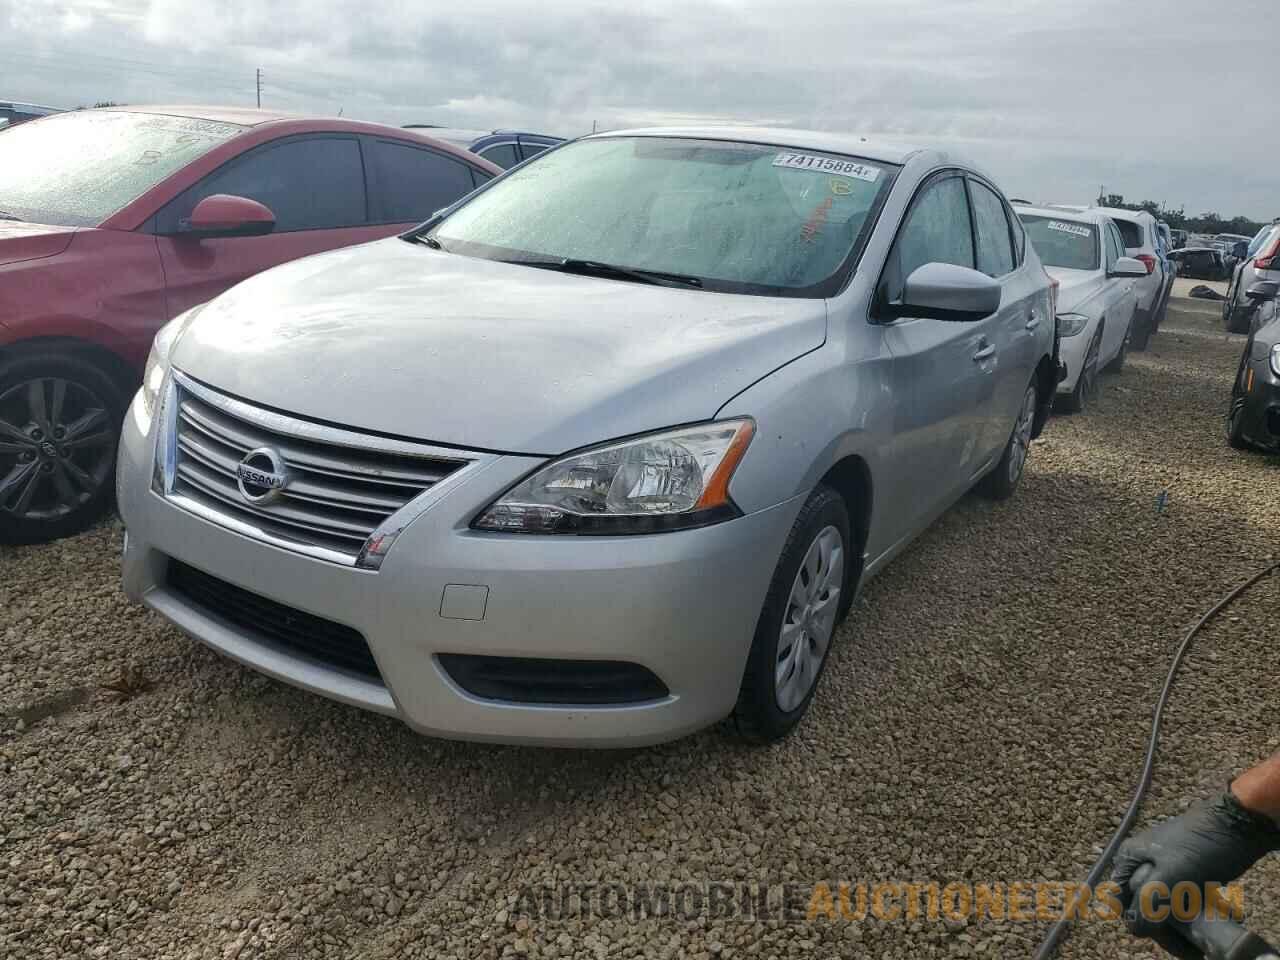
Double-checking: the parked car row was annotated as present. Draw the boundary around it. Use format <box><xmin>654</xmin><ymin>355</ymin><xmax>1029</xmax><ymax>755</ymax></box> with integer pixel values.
<box><xmin>1014</xmin><ymin>207</ymin><xmax>1148</xmax><ymax>412</ymax></box>
<box><xmin>9</xmin><ymin>105</ymin><xmax>1214</xmax><ymax>746</ymax></box>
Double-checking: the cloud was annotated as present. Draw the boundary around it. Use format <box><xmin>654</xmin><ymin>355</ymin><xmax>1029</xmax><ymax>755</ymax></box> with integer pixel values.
<box><xmin>1</xmin><ymin>0</ymin><xmax>1276</xmax><ymax>217</ymax></box>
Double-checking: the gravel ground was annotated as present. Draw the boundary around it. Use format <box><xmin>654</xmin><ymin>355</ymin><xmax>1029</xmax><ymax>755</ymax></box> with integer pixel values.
<box><xmin>3</xmin><ymin>300</ymin><xmax>1279</xmax><ymax>960</ymax></box>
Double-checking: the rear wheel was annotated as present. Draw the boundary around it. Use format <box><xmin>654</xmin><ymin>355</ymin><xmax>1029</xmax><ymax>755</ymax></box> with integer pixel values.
<box><xmin>0</xmin><ymin>353</ymin><xmax>124</xmax><ymax>545</ymax></box>
<box><xmin>733</xmin><ymin>484</ymin><xmax>851</xmax><ymax>743</ymax></box>
<box><xmin>1130</xmin><ymin>308</ymin><xmax>1153</xmax><ymax>352</ymax></box>
<box><xmin>977</xmin><ymin>381</ymin><xmax>1038</xmax><ymax>501</ymax></box>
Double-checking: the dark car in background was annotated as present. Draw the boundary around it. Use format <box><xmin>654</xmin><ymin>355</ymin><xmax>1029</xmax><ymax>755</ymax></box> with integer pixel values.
<box><xmin>0</xmin><ymin>101</ymin><xmax>62</xmax><ymax>127</ymax></box>
<box><xmin>1169</xmin><ymin>246</ymin><xmax>1228</xmax><ymax>281</ymax></box>
<box><xmin>1227</xmin><ymin>282</ymin><xmax>1280</xmax><ymax>453</ymax></box>
<box><xmin>402</xmin><ymin>126</ymin><xmax>564</xmax><ymax>168</ymax></box>
<box><xmin>0</xmin><ymin>106</ymin><xmax>500</xmax><ymax>544</ymax></box>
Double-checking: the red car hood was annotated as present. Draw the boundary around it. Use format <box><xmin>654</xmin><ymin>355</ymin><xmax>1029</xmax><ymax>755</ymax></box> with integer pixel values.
<box><xmin>0</xmin><ymin>221</ymin><xmax>78</xmax><ymax>267</ymax></box>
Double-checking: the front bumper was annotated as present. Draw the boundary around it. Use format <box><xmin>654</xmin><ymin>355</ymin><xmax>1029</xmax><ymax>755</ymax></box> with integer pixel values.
<box><xmin>117</xmin><ymin>390</ymin><xmax>801</xmax><ymax>746</ymax></box>
<box><xmin>1238</xmin><ymin>363</ymin><xmax>1280</xmax><ymax>452</ymax></box>
<box><xmin>1054</xmin><ymin>319</ymin><xmax>1100</xmax><ymax>393</ymax></box>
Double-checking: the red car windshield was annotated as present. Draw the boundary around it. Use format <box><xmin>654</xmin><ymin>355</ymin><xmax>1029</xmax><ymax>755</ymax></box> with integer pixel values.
<box><xmin>0</xmin><ymin>111</ymin><xmax>243</xmax><ymax>227</ymax></box>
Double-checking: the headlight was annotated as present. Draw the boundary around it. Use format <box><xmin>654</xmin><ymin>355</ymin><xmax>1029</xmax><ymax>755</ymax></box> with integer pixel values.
<box><xmin>141</xmin><ymin>305</ymin><xmax>207</xmax><ymax>420</ymax></box>
<box><xmin>472</xmin><ymin>419</ymin><xmax>755</xmax><ymax>534</ymax></box>
<box><xmin>1057</xmin><ymin>313</ymin><xmax>1090</xmax><ymax>338</ymax></box>
<box><xmin>1270</xmin><ymin>344</ymin><xmax>1280</xmax><ymax>378</ymax></box>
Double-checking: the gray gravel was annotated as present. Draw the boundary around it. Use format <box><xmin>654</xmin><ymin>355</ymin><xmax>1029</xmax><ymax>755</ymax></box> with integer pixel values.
<box><xmin>3</xmin><ymin>301</ymin><xmax>1279</xmax><ymax>960</ymax></box>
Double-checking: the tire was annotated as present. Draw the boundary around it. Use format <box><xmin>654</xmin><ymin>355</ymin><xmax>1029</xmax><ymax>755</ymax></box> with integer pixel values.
<box><xmin>0</xmin><ymin>352</ymin><xmax>125</xmax><ymax>545</ymax></box>
<box><xmin>1223</xmin><ymin>278</ymin><xmax>1237</xmax><ymax>327</ymax></box>
<box><xmin>977</xmin><ymin>380</ymin><xmax>1038</xmax><ymax>501</ymax></box>
<box><xmin>1059</xmin><ymin>329</ymin><xmax>1101</xmax><ymax>413</ymax></box>
<box><xmin>1130</xmin><ymin>308</ymin><xmax>1153</xmax><ymax>352</ymax></box>
<box><xmin>1226</xmin><ymin>398</ymin><xmax>1252</xmax><ymax>451</ymax></box>
<box><xmin>1104</xmin><ymin>318</ymin><xmax>1130</xmax><ymax>374</ymax></box>
<box><xmin>1151</xmin><ymin>287</ymin><xmax>1169</xmax><ymax>334</ymax></box>
<box><xmin>1225</xmin><ymin>300</ymin><xmax>1251</xmax><ymax>335</ymax></box>
<box><xmin>733</xmin><ymin>484</ymin><xmax>852</xmax><ymax>743</ymax></box>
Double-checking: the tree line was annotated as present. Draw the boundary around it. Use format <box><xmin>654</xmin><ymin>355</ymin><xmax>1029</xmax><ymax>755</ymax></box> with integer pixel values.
<box><xmin>1098</xmin><ymin>193</ymin><xmax>1270</xmax><ymax>237</ymax></box>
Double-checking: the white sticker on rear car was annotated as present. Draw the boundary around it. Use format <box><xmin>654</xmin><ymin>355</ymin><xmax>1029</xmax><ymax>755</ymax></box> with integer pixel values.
<box><xmin>772</xmin><ymin>153</ymin><xmax>880</xmax><ymax>181</ymax></box>
<box><xmin>1047</xmin><ymin>220</ymin><xmax>1092</xmax><ymax>238</ymax></box>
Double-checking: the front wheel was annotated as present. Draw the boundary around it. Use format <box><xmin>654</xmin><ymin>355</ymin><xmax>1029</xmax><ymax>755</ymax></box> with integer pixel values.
<box><xmin>1104</xmin><ymin>319</ymin><xmax>1131</xmax><ymax>374</ymax></box>
<box><xmin>977</xmin><ymin>381</ymin><xmax>1037</xmax><ymax>501</ymax></box>
<box><xmin>1059</xmin><ymin>330</ymin><xmax>1101</xmax><ymax>414</ymax></box>
<box><xmin>0</xmin><ymin>352</ymin><xmax>124</xmax><ymax>545</ymax></box>
<box><xmin>733</xmin><ymin>484</ymin><xmax>851</xmax><ymax>743</ymax></box>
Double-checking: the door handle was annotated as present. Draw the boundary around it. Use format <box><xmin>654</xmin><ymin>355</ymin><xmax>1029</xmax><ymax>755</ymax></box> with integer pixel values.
<box><xmin>972</xmin><ymin>344</ymin><xmax>996</xmax><ymax>362</ymax></box>
<box><xmin>1025</xmin><ymin>314</ymin><xmax>1041</xmax><ymax>332</ymax></box>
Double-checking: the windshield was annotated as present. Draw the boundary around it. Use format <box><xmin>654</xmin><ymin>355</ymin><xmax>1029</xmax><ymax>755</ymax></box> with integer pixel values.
<box><xmin>1018</xmin><ymin>215</ymin><xmax>1099</xmax><ymax>270</ymax></box>
<box><xmin>429</xmin><ymin>136</ymin><xmax>896</xmax><ymax>297</ymax></box>
<box><xmin>0</xmin><ymin>111</ymin><xmax>244</xmax><ymax>226</ymax></box>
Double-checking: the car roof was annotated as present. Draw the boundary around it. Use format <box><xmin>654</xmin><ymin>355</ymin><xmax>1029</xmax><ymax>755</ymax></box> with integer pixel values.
<box><xmin>1014</xmin><ymin>205</ymin><xmax>1105</xmax><ymax>226</ymax></box>
<box><xmin>107</xmin><ymin>104</ymin><xmax>308</xmax><ymax>126</ymax></box>
<box><xmin>0</xmin><ymin>101</ymin><xmax>62</xmax><ymax>115</ymax></box>
<box><xmin>587</xmin><ymin>126</ymin><xmax>925</xmax><ymax>165</ymax></box>
<box><xmin>1091</xmin><ymin>205</ymin><xmax>1154</xmax><ymax>224</ymax></box>
<box><xmin>401</xmin><ymin>126</ymin><xmax>490</xmax><ymax>146</ymax></box>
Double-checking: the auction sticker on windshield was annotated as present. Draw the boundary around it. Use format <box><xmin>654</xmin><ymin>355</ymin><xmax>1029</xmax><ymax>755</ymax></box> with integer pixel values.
<box><xmin>773</xmin><ymin>153</ymin><xmax>880</xmax><ymax>181</ymax></box>
<box><xmin>1047</xmin><ymin>220</ymin><xmax>1092</xmax><ymax>238</ymax></box>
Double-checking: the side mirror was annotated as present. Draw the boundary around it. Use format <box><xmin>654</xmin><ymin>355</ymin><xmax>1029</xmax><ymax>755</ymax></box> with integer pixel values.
<box><xmin>1245</xmin><ymin>281</ymin><xmax>1279</xmax><ymax>301</ymax></box>
<box><xmin>1110</xmin><ymin>256</ymin><xmax>1149</xmax><ymax>278</ymax></box>
<box><xmin>889</xmin><ymin>262</ymin><xmax>1002</xmax><ymax>322</ymax></box>
<box><xmin>184</xmin><ymin>194</ymin><xmax>276</xmax><ymax>238</ymax></box>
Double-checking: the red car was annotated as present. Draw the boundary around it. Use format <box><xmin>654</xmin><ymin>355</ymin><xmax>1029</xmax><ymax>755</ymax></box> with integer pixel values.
<box><xmin>0</xmin><ymin>106</ymin><xmax>501</xmax><ymax>544</ymax></box>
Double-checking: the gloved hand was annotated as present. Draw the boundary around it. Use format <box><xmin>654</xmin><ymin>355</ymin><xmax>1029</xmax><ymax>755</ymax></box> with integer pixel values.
<box><xmin>1111</xmin><ymin>791</ymin><xmax>1280</xmax><ymax>957</ymax></box>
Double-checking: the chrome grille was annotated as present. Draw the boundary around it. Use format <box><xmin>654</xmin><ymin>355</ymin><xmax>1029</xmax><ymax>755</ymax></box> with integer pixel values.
<box><xmin>162</xmin><ymin>375</ymin><xmax>473</xmax><ymax>565</ymax></box>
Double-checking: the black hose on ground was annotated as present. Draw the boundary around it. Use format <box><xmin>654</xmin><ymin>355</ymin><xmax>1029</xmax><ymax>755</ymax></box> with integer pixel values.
<box><xmin>1033</xmin><ymin>560</ymin><xmax>1280</xmax><ymax>960</ymax></box>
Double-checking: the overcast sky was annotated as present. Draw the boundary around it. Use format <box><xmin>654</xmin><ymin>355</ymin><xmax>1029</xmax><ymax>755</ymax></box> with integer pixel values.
<box><xmin>3</xmin><ymin>0</ymin><xmax>1276</xmax><ymax>219</ymax></box>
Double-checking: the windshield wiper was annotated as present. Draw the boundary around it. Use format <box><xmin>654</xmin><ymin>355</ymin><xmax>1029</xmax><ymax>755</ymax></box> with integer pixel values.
<box><xmin>405</xmin><ymin>233</ymin><xmax>443</xmax><ymax>250</ymax></box>
<box><xmin>523</xmin><ymin>258</ymin><xmax>703</xmax><ymax>288</ymax></box>
<box><xmin>0</xmin><ymin>211</ymin><xmax>23</xmax><ymax>222</ymax></box>
<box><xmin>560</xmin><ymin>259</ymin><xmax>703</xmax><ymax>288</ymax></box>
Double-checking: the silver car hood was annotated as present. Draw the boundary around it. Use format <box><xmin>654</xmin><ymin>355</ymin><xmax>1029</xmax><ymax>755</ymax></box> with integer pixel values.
<box><xmin>172</xmin><ymin>238</ymin><xmax>827</xmax><ymax>454</ymax></box>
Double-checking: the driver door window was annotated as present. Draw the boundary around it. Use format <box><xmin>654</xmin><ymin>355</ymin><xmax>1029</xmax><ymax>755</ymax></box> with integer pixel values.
<box><xmin>155</xmin><ymin>136</ymin><xmax>366</xmax><ymax>234</ymax></box>
<box><xmin>879</xmin><ymin>174</ymin><xmax>974</xmax><ymax>310</ymax></box>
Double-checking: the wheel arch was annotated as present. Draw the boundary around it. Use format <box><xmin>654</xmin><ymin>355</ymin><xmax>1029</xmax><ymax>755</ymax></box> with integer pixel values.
<box><xmin>0</xmin><ymin>336</ymin><xmax>140</xmax><ymax>400</ymax></box>
<box><xmin>816</xmin><ymin>454</ymin><xmax>872</xmax><ymax>594</ymax></box>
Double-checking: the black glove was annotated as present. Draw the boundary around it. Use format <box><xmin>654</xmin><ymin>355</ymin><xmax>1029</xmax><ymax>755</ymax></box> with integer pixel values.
<box><xmin>1111</xmin><ymin>791</ymin><xmax>1280</xmax><ymax>956</ymax></box>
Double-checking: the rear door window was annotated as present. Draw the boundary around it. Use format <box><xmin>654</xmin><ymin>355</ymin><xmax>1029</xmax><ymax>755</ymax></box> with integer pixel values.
<box><xmin>1113</xmin><ymin>218</ymin><xmax>1142</xmax><ymax>249</ymax></box>
<box><xmin>156</xmin><ymin>136</ymin><xmax>365</xmax><ymax>233</ymax></box>
<box><xmin>968</xmin><ymin>179</ymin><xmax>1015</xmax><ymax>277</ymax></box>
<box><xmin>365</xmin><ymin>139</ymin><xmax>479</xmax><ymax>223</ymax></box>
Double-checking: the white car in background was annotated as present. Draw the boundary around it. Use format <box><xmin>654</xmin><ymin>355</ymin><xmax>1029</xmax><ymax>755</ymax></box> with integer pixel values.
<box><xmin>1017</xmin><ymin>207</ymin><xmax>1148</xmax><ymax>412</ymax></box>
<box><xmin>1091</xmin><ymin>207</ymin><xmax>1170</xmax><ymax>352</ymax></box>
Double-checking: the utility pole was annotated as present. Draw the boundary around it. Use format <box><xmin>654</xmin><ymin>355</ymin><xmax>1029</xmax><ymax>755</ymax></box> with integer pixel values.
<box><xmin>256</xmin><ymin>68</ymin><xmax>262</xmax><ymax>108</ymax></box>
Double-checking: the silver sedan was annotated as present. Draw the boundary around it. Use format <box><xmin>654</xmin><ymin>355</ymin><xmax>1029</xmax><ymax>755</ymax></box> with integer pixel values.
<box><xmin>118</xmin><ymin>128</ymin><xmax>1057</xmax><ymax>746</ymax></box>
